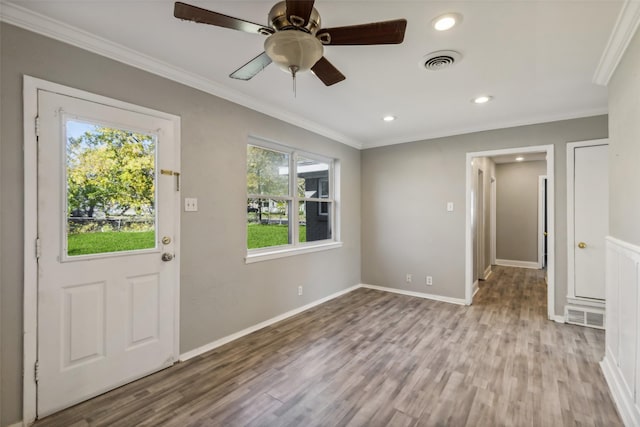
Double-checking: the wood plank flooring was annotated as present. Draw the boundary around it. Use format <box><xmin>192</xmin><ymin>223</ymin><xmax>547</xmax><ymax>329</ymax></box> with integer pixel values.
<box><xmin>35</xmin><ymin>266</ymin><xmax>622</xmax><ymax>426</ymax></box>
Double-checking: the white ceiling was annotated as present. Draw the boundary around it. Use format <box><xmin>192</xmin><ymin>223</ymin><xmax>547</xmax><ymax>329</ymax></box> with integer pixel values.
<box><xmin>2</xmin><ymin>1</ymin><xmax>623</xmax><ymax>149</ymax></box>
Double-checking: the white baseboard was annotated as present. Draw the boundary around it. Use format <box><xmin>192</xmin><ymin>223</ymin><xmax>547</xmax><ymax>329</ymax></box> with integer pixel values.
<box><xmin>483</xmin><ymin>266</ymin><xmax>493</xmax><ymax>281</ymax></box>
<box><xmin>495</xmin><ymin>259</ymin><xmax>540</xmax><ymax>269</ymax></box>
<box><xmin>552</xmin><ymin>315</ymin><xmax>565</xmax><ymax>324</ymax></box>
<box><xmin>361</xmin><ymin>284</ymin><xmax>466</xmax><ymax>306</ymax></box>
<box><xmin>7</xmin><ymin>421</ymin><xmax>24</xmax><ymax>427</ymax></box>
<box><xmin>181</xmin><ymin>281</ymin><xmax>470</xmax><ymax>361</ymax></box>
<box><xmin>601</xmin><ymin>350</ymin><xmax>640</xmax><ymax>427</ymax></box>
<box><xmin>472</xmin><ymin>280</ymin><xmax>480</xmax><ymax>297</ymax></box>
<box><xmin>179</xmin><ymin>284</ymin><xmax>360</xmax><ymax>361</ymax></box>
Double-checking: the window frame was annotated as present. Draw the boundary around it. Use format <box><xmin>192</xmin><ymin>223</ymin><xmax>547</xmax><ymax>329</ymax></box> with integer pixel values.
<box><xmin>246</xmin><ymin>138</ymin><xmax>341</xmax><ymax>263</ymax></box>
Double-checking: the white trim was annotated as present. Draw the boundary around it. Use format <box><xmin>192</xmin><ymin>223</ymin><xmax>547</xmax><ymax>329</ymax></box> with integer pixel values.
<box><xmin>608</xmin><ymin>235</ymin><xmax>640</xmax><ymax>257</ymax></box>
<box><xmin>6</xmin><ymin>422</ymin><xmax>24</xmax><ymax>427</ymax></box>
<box><xmin>538</xmin><ymin>176</ymin><xmax>547</xmax><ymax>269</ymax></box>
<box><xmin>483</xmin><ymin>265</ymin><xmax>492</xmax><ymax>281</ymax></box>
<box><xmin>180</xmin><ymin>281</ymin><xmax>467</xmax><ymax>361</ymax></box>
<box><xmin>495</xmin><ymin>259</ymin><xmax>540</xmax><ymax>269</ymax></box>
<box><xmin>361</xmin><ymin>284</ymin><xmax>466</xmax><ymax>306</ymax></box>
<box><xmin>23</xmin><ymin>76</ymin><xmax>182</xmax><ymax>423</ymax></box>
<box><xmin>23</xmin><ymin>75</ymin><xmax>39</xmax><ymax>427</ymax></box>
<box><xmin>180</xmin><ymin>284</ymin><xmax>360</xmax><ymax>361</ymax></box>
<box><xmin>0</xmin><ymin>2</ymin><xmax>361</xmax><ymax>149</ymax></box>
<box><xmin>363</xmin><ymin>111</ymin><xmax>608</xmax><ymax>149</ymax></box>
<box><xmin>466</xmin><ymin>145</ymin><xmax>555</xmax><ymax>320</ymax></box>
<box><xmin>603</xmin><ymin>236</ymin><xmax>640</xmax><ymax>427</ymax></box>
<box><xmin>472</xmin><ymin>280</ymin><xmax>480</xmax><ymax>298</ymax></box>
<box><xmin>566</xmin><ymin>297</ymin><xmax>605</xmax><ymax>309</ymax></box>
<box><xmin>245</xmin><ymin>241</ymin><xmax>343</xmax><ymax>264</ymax></box>
<box><xmin>490</xmin><ymin>176</ymin><xmax>497</xmax><ymax>265</ymax></box>
<box><xmin>566</xmin><ymin>139</ymin><xmax>608</xmax><ymax>303</ymax></box>
<box><xmin>552</xmin><ymin>315</ymin><xmax>566</xmax><ymax>324</ymax></box>
<box><xmin>593</xmin><ymin>0</ymin><xmax>640</xmax><ymax>86</ymax></box>
<box><xmin>601</xmin><ymin>350</ymin><xmax>640</xmax><ymax>427</ymax></box>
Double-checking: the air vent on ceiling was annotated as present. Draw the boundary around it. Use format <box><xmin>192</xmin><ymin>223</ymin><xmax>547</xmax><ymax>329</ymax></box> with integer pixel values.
<box><xmin>421</xmin><ymin>50</ymin><xmax>462</xmax><ymax>71</ymax></box>
<box><xmin>565</xmin><ymin>306</ymin><xmax>605</xmax><ymax>329</ymax></box>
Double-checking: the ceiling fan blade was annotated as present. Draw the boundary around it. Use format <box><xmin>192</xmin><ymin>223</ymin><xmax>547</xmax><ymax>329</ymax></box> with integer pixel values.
<box><xmin>229</xmin><ymin>52</ymin><xmax>273</xmax><ymax>81</ymax></box>
<box><xmin>174</xmin><ymin>2</ymin><xmax>273</xmax><ymax>35</ymax></box>
<box><xmin>286</xmin><ymin>0</ymin><xmax>315</xmax><ymax>26</ymax></box>
<box><xmin>316</xmin><ymin>19</ymin><xmax>407</xmax><ymax>45</ymax></box>
<box><xmin>311</xmin><ymin>57</ymin><xmax>346</xmax><ymax>86</ymax></box>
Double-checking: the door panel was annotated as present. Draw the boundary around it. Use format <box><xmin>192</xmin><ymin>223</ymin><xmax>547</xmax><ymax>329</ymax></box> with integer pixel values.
<box><xmin>37</xmin><ymin>90</ymin><xmax>179</xmax><ymax>416</ymax></box>
<box><xmin>573</xmin><ymin>144</ymin><xmax>608</xmax><ymax>300</ymax></box>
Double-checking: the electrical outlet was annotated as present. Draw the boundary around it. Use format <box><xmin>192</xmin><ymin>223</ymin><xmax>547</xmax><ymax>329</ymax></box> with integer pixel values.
<box><xmin>406</xmin><ymin>274</ymin><xmax>412</xmax><ymax>283</ymax></box>
<box><xmin>426</xmin><ymin>276</ymin><xmax>433</xmax><ymax>286</ymax></box>
<box><xmin>298</xmin><ymin>285</ymin><xmax>303</xmax><ymax>296</ymax></box>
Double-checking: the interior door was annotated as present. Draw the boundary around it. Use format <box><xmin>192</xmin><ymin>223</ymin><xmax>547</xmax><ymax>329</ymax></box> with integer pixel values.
<box><xmin>37</xmin><ymin>90</ymin><xmax>179</xmax><ymax>416</ymax></box>
<box><xmin>573</xmin><ymin>144</ymin><xmax>608</xmax><ymax>300</ymax></box>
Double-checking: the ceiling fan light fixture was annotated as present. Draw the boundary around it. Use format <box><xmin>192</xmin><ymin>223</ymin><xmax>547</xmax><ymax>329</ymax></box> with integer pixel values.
<box><xmin>264</xmin><ymin>30</ymin><xmax>324</xmax><ymax>74</ymax></box>
<box><xmin>433</xmin><ymin>13</ymin><xmax>462</xmax><ymax>31</ymax></box>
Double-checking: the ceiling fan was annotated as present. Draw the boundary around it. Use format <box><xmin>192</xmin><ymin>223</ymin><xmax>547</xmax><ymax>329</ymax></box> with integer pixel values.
<box><xmin>174</xmin><ymin>1</ymin><xmax>407</xmax><ymax>87</ymax></box>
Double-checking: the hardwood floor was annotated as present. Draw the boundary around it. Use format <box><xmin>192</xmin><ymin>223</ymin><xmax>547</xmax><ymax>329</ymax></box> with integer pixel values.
<box><xmin>35</xmin><ymin>266</ymin><xmax>621</xmax><ymax>426</ymax></box>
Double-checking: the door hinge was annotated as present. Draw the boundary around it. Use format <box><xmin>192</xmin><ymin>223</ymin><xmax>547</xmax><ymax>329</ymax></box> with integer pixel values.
<box><xmin>35</xmin><ymin>116</ymin><xmax>40</xmax><ymax>138</ymax></box>
<box><xmin>35</xmin><ymin>237</ymin><xmax>41</xmax><ymax>260</ymax></box>
<box><xmin>34</xmin><ymin>360</ymin><xmax>39</xmax><ymax>383</ymax></box>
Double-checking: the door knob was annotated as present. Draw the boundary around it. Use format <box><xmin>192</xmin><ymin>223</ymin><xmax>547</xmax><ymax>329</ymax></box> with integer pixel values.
<box><xmin>162</xmin><ymin>236</ymin><xmax>172</xmax><ymax>245</ymax></box>
<box><xmin>578</xmin><ymin>242</ymin><xmax>587</xmax><ymax>249</ymax></box>
<box><xmin>161</xmin><ymin>253</ymin><xmax>174</xmax><ymax>262</ymax></box>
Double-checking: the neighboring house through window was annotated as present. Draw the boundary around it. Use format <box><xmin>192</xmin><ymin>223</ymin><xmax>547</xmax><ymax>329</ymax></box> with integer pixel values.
<box><xmin>246</xmin><ymin>139</ymin><xmax>337</xmax><ymax>258</ymax></box>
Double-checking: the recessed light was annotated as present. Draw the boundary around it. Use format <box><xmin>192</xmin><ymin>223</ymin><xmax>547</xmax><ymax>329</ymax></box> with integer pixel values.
<box><xmin>433</xmin><ymin>13</ymin><xmax>462</xmax><ymax>31</ymax></box>
<box><xmin>383</xmin><ymin>115</ymin><xmax>396</xmax><ymax>122</ymax></box>
<box><xmin>472</xmin><ymin>95</ymin><xmax>493</xmax><ymax>104</ymax></box>
<box><xmin>516</xmin><ymin>156</ymin><xmax>525</xmax><ymax>161</ymax></box>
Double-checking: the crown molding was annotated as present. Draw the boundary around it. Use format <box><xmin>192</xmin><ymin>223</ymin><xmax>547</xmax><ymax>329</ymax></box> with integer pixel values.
<box><xmin>0</xmin><ymin>1</ymin><xmax>363</xmax><ymax>149</ymax></box>
<box><xmin>593</xmin><ymin>0</ymin><xmax>640</xmax><ymax>86</ymax></box>
<box><xmin>363</xmin><ymin>107</ymin><xmax>609</xmax><ymax>149</ymax></box>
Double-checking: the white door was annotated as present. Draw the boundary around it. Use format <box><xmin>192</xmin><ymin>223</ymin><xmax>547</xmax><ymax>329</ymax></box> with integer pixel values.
<box><xmin>37</xmin><ymin>90</ymin><xmax>180</xmax><ymax>416</ymax></box>
<box><xmin>573</xmin><ymin>143</ymin><xmax>608</xmax><ymax>300</ymax></box>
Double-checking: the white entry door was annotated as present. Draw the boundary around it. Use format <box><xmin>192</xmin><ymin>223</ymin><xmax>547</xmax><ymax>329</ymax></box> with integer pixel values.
<box><xmin>37</xmin><ymin>90</ymin><xmax>180</xmax><ymax>416</ymax></box>
<box><xmin>572</xmin><ymin>142</ymin><xmax>608</xmax><ymax>300</ymax></box>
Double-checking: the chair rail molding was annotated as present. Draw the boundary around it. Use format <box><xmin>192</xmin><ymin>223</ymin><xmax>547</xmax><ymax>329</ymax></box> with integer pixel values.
<box><xmin>601</xmin><ymin>236</ymin><xmax>640</xmax><ymax>426</ymax></box>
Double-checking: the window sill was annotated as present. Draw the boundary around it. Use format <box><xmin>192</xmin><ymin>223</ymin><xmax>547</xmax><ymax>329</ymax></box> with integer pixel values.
<box><xmin>245</xmin><ymin>241</ymin><xmax>343</xmax><ymax>264</ymax></box>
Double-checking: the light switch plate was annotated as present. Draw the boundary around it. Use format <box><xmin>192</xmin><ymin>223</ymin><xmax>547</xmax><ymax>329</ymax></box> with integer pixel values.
<box><xmin>184</xmin><ymin>198</ymin><xmax>198</xmax><ymax>212</ymax></box>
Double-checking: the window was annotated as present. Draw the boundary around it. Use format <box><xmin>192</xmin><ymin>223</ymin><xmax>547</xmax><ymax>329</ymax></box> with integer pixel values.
<box><xmin>65</xmin><ymin>119</ymin><xmax>157</xmax><ymax>257</ymax></box>
<box><xmin>247</xmin><ymin>140</ymin><xmax>338</xmax><ymax>259</ymax></box>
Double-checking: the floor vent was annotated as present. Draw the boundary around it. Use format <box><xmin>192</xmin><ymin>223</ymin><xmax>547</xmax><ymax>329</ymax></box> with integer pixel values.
<box><xmin>565</xmin><ymin>306</ymin><xmax>605</xmax><ymax>329</ymax></box>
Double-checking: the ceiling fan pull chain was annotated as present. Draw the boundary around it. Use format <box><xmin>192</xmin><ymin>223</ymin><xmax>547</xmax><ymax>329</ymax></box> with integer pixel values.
<box><xmin>289</xmin><ymin>65</ymin><xmax>299</xmax><ymax>97</ymax></box>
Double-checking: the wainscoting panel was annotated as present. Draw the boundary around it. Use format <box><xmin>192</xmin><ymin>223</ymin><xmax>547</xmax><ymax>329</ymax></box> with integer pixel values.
<box><xmin>602</xmin><ymin>236</ymin><xmax>640</xmax><ymax>426</ymax></box>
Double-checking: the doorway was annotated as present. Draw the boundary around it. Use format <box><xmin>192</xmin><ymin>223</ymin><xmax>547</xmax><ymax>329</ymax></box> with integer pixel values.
<box><xmin>23</xmin><ymin>77</ymin><xmax>182</xmax><ymax>422</ymax></box>
<box><xmin>465</xmin><ymin>145</ymin><xmax>555</xmax><ymax>321</ymax></box>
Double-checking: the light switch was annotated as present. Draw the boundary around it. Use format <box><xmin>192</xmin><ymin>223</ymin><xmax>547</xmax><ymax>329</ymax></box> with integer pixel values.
<box><xmin>447</xmin><ymin>202</ymin><xmax>454</xmax><ymax>212</ymax></box>
<box><xmin>184</xmin><ymin>198</ymin><xmax>198</xmax><ymax>212</ymax></box>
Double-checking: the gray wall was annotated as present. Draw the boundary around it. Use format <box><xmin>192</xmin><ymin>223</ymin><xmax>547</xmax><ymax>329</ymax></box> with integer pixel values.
<box><xmin>496</xmin><ymin>161</ymin><xmax>547</xmax><ymax>263</ymax></box>
<box><xmin>0</xmin><ymin>23</ymin><xmax>361</xmax><ymax>426</ymax></box>
<box><xmin>609</xmin><ymin>27</ymin><xmax>640</xmax><ymax>246</ymax></box>
<box><xmin>361</xmin><ymin>116</ymin><xmax>608</xmax><ymax>302</ymax></box>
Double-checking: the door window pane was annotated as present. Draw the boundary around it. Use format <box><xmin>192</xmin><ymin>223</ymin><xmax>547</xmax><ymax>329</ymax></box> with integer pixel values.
<box><xmin>65</xmin><ymin>120</ymin><xmax>156</xmax><ymax>256</ymax></box>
